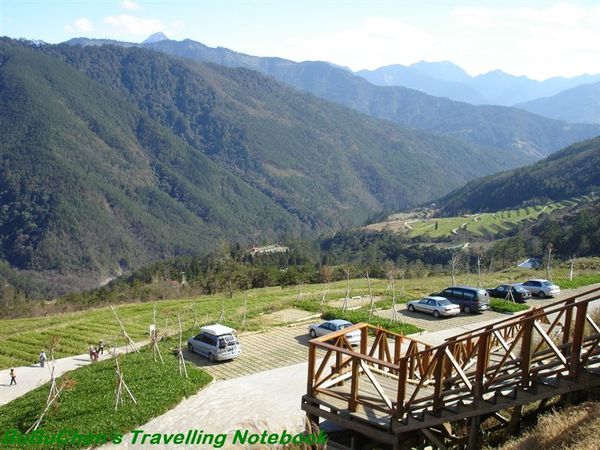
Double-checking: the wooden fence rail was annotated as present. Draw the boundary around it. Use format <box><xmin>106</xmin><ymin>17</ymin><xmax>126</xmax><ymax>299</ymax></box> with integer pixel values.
<box><xmin>303</xmin><ymin>286</ymin><xmax>600</xmax><ymax>448</ymax></box>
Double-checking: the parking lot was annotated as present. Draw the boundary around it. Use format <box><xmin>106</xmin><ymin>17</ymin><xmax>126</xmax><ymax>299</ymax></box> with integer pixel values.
<box><xmin>184</xmin><ymin>324</ymin><xmax>310</xmax><ymax>379</ymax></box>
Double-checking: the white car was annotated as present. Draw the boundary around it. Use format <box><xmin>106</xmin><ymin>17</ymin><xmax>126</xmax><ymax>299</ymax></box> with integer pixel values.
<box><xmin>187</xmin><ymin>324</ymin><xmax>241</xmax><ymax>362</ymax></box>
<box><xmin>308</xmin><ymin>319</ymin><xmax>360</xmax><ymax>345</ymax></box>
<box><xmin>407</xmin><ymin>296</ymin><xmax>461</xmax><ymax>318</ymax></box>
<box><xmin>520</xmin><ymin>279</ymin><xmax>561</xmax><ymax>298</ymax></box>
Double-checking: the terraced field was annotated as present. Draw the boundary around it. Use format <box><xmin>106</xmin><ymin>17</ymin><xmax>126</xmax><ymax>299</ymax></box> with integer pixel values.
<box><xmin>370</xmin><ymin>199</ymin><xmax>580</xmax><ymax>239</ymax></box>
<box><xmin>1</xmin><ymin>265</ymin><xmax>587</xmax><ymax>369</ymax></box>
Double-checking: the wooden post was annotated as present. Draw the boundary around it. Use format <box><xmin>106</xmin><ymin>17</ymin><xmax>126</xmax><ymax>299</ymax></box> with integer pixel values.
<box><xmin>307</xmin><ymin>343</ymin><xmax>316</xmax><ymax>397</ymax></box>
<box><xmin>349</xmin><ymin>357</ymin><xmax>360</xmax><ymax>412</ymax></box>
<box><xmin>394</xmin><ymin>335</ymin><xmax>402</xmax><ymax>365</ymax></box>
<box><xmin>570</xmin><ymin>302</ymin><xmax>588</xmax><ymax>377</ymax></box>
<box><xmin>474</xmin><ymin>332</ymin><xmax>490</xmax><ymax>400</ymax></box>
<box><xmin>360</xmin><ymin>326</ymin><xmax>368</xmax><ymax>354</ymax></box>
<box><xmin>467</xmin><ymin>416</ymin><xmax>481</xmax><ymax>450</ymax></box>
<box><xmin>432</xmin><ymin>347</ymin><xmax>446</xmax><ymax>414</ymax></box>
<box><xmin>396</xmin><ymin>357</ymin><xmax>407</xmax><ymax>419</ymax></box>
<box><xmin>520</xmin><ymin>314</ymin><xmax>534</xmax><ymax>388</ymax></box>
<box><xmin>562</xmin><ymin>299</ymin><xmax>574</xmax><ymax>347</ymax></box>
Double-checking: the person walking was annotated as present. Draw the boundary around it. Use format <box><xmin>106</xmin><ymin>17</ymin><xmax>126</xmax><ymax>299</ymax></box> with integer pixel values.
<box><xmin>98</xmin><ymin>339</ymin><xmax>105</xmax><ymax>356</ymax></box>
<box><xmin>9</xmin><ymin>368</ymin><xmax>16</xmax><ymax>385</ymax></box>
<box><xmin>39</xmin><ymin>350</ymin><xmax>47</xmax><ymax>368</ymax></box>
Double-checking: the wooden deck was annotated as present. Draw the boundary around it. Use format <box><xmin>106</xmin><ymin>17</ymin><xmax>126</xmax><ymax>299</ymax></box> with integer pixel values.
<box><xmin>302</xmin><ymin>286</ymin><xmax>600</xmax><ymax>449</ymax></box>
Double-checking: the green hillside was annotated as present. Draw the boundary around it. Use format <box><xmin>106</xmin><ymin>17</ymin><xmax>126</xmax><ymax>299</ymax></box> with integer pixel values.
<box><xmin>0</xmin><ymin>39</ymin><xmax>520</xmax><ymax>292</ymax></box>
<box><xmin>439</xmin><ymin>137</ymin><xmax>600</xmax><ymax>215</ymax></box>
<box><xmin>0</xmin><ymin>41</ymin><xmax>300</xmax><ymax>283</ymax></box>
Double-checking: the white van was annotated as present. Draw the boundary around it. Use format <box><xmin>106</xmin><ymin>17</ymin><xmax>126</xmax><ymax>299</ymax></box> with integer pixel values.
<box><xmin>187</xmin><ymin>324</ymin><xmax>241</xmax><ymax>362</ymax></box>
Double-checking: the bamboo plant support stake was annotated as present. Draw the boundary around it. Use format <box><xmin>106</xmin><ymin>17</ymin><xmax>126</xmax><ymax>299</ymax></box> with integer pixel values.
<box><xmin>113</xmin><ymin>347</ymin><xmax>137</xmax><ymax>410</ymax></box>
<box><xmin>151</xmin><ymin>304</ymin><xmax>164</xmax><ymax>364</ymax></box>
<box><xmin>177</xmin><ymin>315</ymin><xmax>188</xmax><ymax>378</ymax></box>
<box><xmin>110</xmin><ymin>305</ymin><xmax>140</xmax><ymax>353</ymax></box>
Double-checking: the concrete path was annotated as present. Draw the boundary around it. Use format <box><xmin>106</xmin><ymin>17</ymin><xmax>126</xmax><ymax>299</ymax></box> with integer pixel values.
<box><xmin>0</xmin><ymin>343</ymin><xmax>139</xmax><ymax>406</ymax></box>
<box><xmin>102</xmin><ymin>361</ymin><xmax>309</xmax><ymax>450</ymax></box>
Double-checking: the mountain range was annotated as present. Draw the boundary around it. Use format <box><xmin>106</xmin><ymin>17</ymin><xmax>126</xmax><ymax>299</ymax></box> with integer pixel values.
<box><xmin>0</xmin><ymin>38</ymin><xmax>526</xmax><ymax>291</ymax></box>
<box><xmin>66</xmin><ymin>37</ymin><xmax>600</xmax><ymax>161</ymax></box>
<box><xmin>140</xmin><ymin>39</ymin><xmax>600</xmax><ymax>159</ymax></box>
<box><xmin>357</xmin><ymin>61</ymin><xmax>600</xmax><ymax>108</ymax></box>
<box><xmin>516</xmin><ymin>82</ymin><xmax>600</xmax><ymax>125</ymax></box>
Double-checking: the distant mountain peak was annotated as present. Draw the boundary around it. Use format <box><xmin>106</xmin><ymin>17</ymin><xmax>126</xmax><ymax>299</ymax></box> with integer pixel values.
<box><xmin>142</xmin><ymin>32</ymin><xmax>168</xmax><ymax>44</ymax></box>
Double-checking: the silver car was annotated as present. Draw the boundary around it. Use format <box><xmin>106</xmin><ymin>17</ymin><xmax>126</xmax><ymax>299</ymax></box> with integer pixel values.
<box><xmin>520</xmin><ymin>279</ymin><xmax>561</xmax><ymax>298</ymax></box>
<box><xmin>407</xmin><ymin>296</ymin><xmax>461</xmax><ymax>318</ymax></box>
<box><xmin>187</xmin><ymin>324</ymin><xmax>241</xmax><ymax>362</ymax></box>
<box><xmin>308</xmin><ymin>319</ymin><xmax>360</xmax><ymax>345</ymax></box>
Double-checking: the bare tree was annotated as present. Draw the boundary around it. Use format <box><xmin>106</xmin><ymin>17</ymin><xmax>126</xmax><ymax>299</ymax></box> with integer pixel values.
<box><xmin>450</xmin><ymin>252</ymin><xmax>462</xmax><ymax>286</ymax></box>
<box><xmin>569</xmin><ymin>255</ymin><xmax>576</xmax><ymax>281</ymax></box>
<box><xmin>366</xmin><ymin>270</ymin><xmax>376</xmax><ymax>321</ymax></box>
<box><xmin>546</xmin><ymin>244</ymin><xmax>554</xmax><ymax>281</ymax></box>
<box><xmin>476</xmin><ymin>253</ymin><xmax>483</xmax><ymax>287</ymax></box>
<box><xmin>385</xmin><ymin>264</ymin><xmax>400</xmax><ymax>323</ymax></box>
<box><xmin>342</xmin><ymin>266</ymin><xmax>352</xmax><ymax>312</ymax></box>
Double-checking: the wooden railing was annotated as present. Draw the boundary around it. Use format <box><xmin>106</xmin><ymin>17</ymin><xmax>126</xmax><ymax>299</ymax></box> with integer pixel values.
<box><xmin>306</xmin><ymin>286</ymin><xmax>600</xmax><ymax>425</ymax></box>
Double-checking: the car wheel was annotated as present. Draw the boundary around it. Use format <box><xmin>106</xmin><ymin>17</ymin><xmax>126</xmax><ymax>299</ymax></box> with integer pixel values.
<box><xmin>538</xmin><ymin>291</ymin><xmax>546</xmax><ymax>298</ymax></box>
<box><xmin>464</xmin><ymin>306</ymin><xmax>471</xmax><ymax>314</ymax></box>
<box><xmin>408</xmin><ymin>304</ymin><xmax>415</xmax><ymax>312</ymax></box>
<box><xmin>187</xmin><ymin>343</ymin><xmax>194</xmax><ymax>353</ymax></box>
<box><xmin>208</xmin><ymin>353</ymin><xmax>215</xmax><ymax>363</ymax></box>
<box><xmin>309</xmin><ymin>329</ymin><xmax>317</xmax><ymax>338</ymax></box>
<box><xmin>433</xmin><ymin>310</ymin><xmax>440</xmax><ymax>318</ymax></box>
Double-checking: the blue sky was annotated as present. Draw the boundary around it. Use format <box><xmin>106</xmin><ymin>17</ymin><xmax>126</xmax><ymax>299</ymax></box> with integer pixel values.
<box><xmin>1</xmin><ymin>1</ymin><xmax>599</xmax><ymax>79</ymax></box>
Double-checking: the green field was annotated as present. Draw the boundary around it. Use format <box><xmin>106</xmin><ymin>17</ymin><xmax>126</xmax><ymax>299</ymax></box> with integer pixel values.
<box><xmin>0</xmin><ymin>343</ymin><xmax>212</xmax><ymax>449</ymax></box>
<box><xmin>405</xmin><ymin>201</ymin><xmax>573</xmax><ymax>238</ymax></box>
<box><xmin>1</xmin><ymin>264</ymin><xmax>594</xmax><ymax>370</ymax></box>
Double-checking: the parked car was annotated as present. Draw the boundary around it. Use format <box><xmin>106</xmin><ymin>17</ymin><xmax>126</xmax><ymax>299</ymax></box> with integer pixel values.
<box><xmin>187</xmin><ymin>324</ymin><xmax>241</xmax><ymax>362</ymax></box>
<box><xmin>406</xmin><ymin>296</ymin><xmax>461</xmax><ymax>318</ymax></box>
<box><xmin>487</xmin><ymin>284</ymin><xmax>532</xmax><ymax>303</ymax></box>
<box><xmin>434</xmin><ymin>286</ymin><xmax>491</xmax><ymax>314</ymax></box>
<box><xmin>308</xmin><ymin>319</ymin><xmax>360</xmax><ymax>345</ymax></box>
<box><xmin>520</xmin><ymin>279</ymin><xmax>561</xmax><ymax>298</ymax></box>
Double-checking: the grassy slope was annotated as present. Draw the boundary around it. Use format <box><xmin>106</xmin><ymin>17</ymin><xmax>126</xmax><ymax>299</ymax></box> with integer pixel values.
<box><xmin>496</xmin><ymin>401</ymin><xmax>600</xmax><ymax>450</ymax></box>
<box><xmin>0</xmin><ymin>344</ymin><xmax>212</xmax><ymax>449</ymax></box>
<box><xmin>1</xmin><ymin>265</ymin><xmax>596</xmax><ymax>370</ymax></box>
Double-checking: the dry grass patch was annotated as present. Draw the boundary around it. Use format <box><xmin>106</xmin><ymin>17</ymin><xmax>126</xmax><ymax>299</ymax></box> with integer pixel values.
<box><xmin>497</xmin><ymin>401</ymin><xmax>600</xmax><ymax>450</ymax></box>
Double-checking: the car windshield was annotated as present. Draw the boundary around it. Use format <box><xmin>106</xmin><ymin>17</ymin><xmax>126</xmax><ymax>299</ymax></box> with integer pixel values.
<box><xmin>338</xmin><ymin>323</ymin><xmax>352</xmax><ymax>329</ymax></box>
<box><xmin>543</xmin><ymin>281</ymin><xmax>554</xmax><ymax>287</ymax></box>
<box><xmin>437</xmin><ymin>299</ymin><xmax>452</xmax><ymax>306</ymax></box>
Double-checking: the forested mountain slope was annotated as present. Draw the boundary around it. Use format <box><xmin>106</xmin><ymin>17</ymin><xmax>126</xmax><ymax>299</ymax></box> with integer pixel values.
<box><xmin>141</xmin><ymin>38</ymin><xmax>600</xmax><ymax>159</ymax></box>
<box><xmin>1</xmin><ymin>39</ymin><xmax>519</xmax><ymax>290</ymax></box>
<box><xmin>439</xmin><ymin>137</ymin><xmax>600</xmax><ymax>214</ymax></box>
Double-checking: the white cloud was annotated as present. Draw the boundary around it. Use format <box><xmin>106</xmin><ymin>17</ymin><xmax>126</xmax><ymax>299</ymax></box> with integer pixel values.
<box><xmin>279</xmin><ymin>2</ymin><xmax>600</xmax><ymax>79</ymax></box>
<box><xmin>285</xmin><ymin>18</ymin><xmax>439</xmax><ymax>71</ymax></box>
<box><xmin>103</xmin><ymin>14</ymin><xmax>183</xmax><ymax>37</ymax></box>
<box><xmin>120</xmin><ymin>0</ymin><xmax>141</xmax><ymax>11</ymax></box>
<box><xmin>64</xmin><ymin>17</ymin><xmax>94</xmax><ymax>33</ymax></box>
